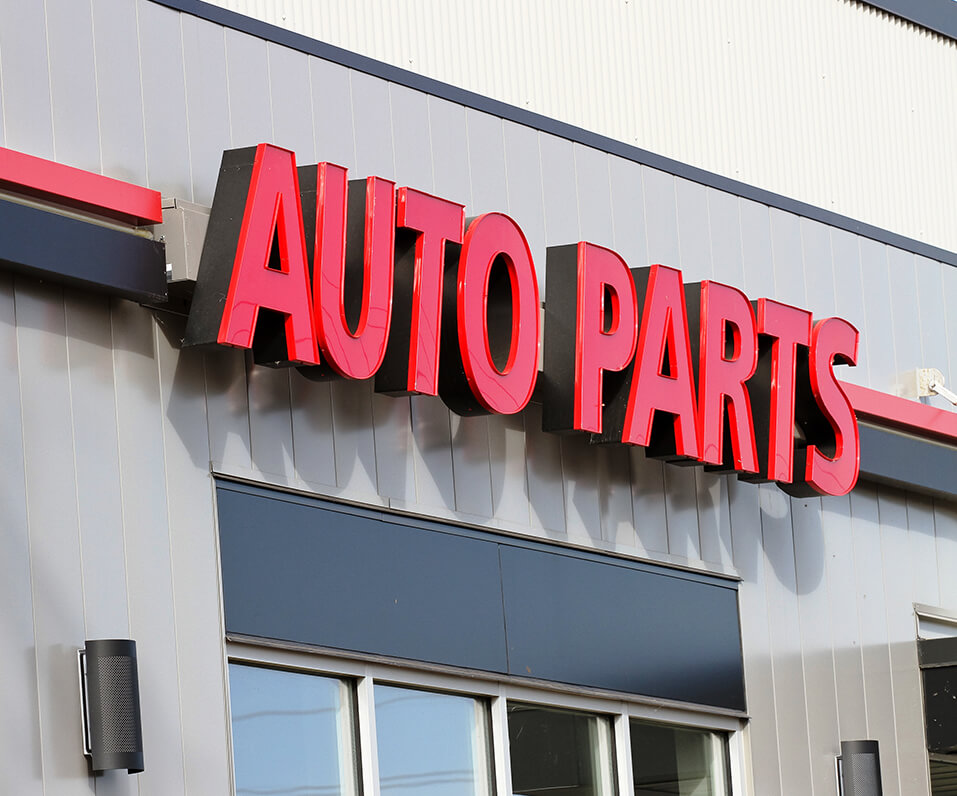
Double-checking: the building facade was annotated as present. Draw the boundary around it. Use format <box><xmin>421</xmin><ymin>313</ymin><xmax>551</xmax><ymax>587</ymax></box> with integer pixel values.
<box><xmin>0</xmin><ymin>1</ymin><xmax>955</xmax><ymax>795</ymax></box>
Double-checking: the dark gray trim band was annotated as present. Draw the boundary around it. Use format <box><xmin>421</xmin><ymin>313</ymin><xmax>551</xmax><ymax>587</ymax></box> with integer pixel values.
<box><xmin>858</xmin><ymin>422</ymin><xmax>957</xmax><ymax>502</ymax></box>
<box><xmin>152</xmin><ymin>0</ymin><xmax>957</xmax><ymax>268</ymax></box>
<box><xmin>0</xmin><ymin>199</ymin><xmax>167</xmax><ymax>302</ymax></box>
<box><xmin>861</xmin><ymin>1</ymin><xmax>957</xmax><ymax>41</ymax></box>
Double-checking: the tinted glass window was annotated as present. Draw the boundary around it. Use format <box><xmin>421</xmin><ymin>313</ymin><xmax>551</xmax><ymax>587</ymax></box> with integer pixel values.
<box><xmin>631</xmin><ymin>719</ymin><xmax>729</xmax><ymax>796</ymax></box>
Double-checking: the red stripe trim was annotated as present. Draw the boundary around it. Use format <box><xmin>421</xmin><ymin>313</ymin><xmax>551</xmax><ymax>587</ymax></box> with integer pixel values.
<box><xmin>844</xmin><ymin>382</ymin><xmax>957</xmax><ymax>443</ymax></box>
<box><xmin>0</xmin><ymin>147</ymin><xmax>162</xmax><ymax>226</ymax></box>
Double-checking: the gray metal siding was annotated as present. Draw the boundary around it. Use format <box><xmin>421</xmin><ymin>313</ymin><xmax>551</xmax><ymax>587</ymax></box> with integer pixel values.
<box><xmin>0</xmin><ymin>4</ymin><xmax>954</xmax><ymax>795</ymax></box>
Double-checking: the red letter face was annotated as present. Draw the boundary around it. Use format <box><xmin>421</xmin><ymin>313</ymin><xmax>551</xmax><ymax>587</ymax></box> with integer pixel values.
<box><xmin>298</xmin><ymin>163</ymin><xmax>395</xmax><ymax>381</ymax></box>
<box><xmin>439</xmin><ymin>213</ymin><xmax>540</xmax><ymax>416</ymax></box>
<box><xmin>746</xmin><ymin>298</ymin><xmax>812</xmax><ymax>483</ymax></box>
<box><xmin>376</xmin><ymin>187</ymin><xmax>465</xmax><ymax>396</ymax></box>
<box><xmin>184</xmin><ymin>144</ymin><xmax>319</xmax><ymax>365</ymax></box>
<box><xmin>691</xmin><ymin>281</ymin><xmax>759</xmax><ymax>473</ymax></box>
<box><xmin>615</xmin><ymin>264</ymin><xmax>699</xmax><ymax>459</ymax></box>
<box><xmin>542</xmin><ymin>242</ymin><xmax>638</xmax><ymax>435</ymax></box>
<box><xmin>786</xmin><ymin>317</ymin><xmax>860</xmax><ymax>497</ymax></box>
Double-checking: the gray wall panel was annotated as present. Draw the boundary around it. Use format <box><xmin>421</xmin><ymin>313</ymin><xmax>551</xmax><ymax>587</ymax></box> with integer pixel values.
<box><xmin>674</xmin><ymin>177</ymin><xmax>713</xmax><ymax>285</ymax></box>
<box><xmin>310</xmin><ymin>58</ymin><xmax>357</xmax><ymax>170</ymax></box>
<box><xmin>914</xmin><ymin>256</ymin><xmax>951</xmax><ymax>411</ymax></box>
<box><xmin>769</xmin><ymin>209</ymin><xmax>807</xmax><ymax>307</ymax></box>
<box><xmin>540</xmin><ymin>134</ymin><xmax>580</xmax><ymax>246</ymax></box>
<box><xmin>389</xmin><ymin>83</ymin><xmax>433</xmax><ymax>190</ymax></box>
<box><xmin>224</xmin><ymin>27</ymin><xmax>273</xmax><ymax>146</ymax></box>
<box><xmin>371</xmin><ymin>393</ymin><xmax>416</xmax><ymax>504</ymax></box>
<box><xmin>887</xmin><ymin>248</ymin><xmax>922</xmax><ymax>383</ymax></box>
<box><xmin>16</xmin><ymin>281</ymin><xmax>89</xmax><ymax>794</ymax></box>
<box><xmin>760</xmin><ymin>486</ymin><xmax>813</xmax><ymax>794</ymax></box>
<box><xmin>738</xmin><ymin>198</ymin><xmax>775</xmax><ymax>299</ymax></box>
<box><xmin>849</xmin><ymin>485</ymin><xmax>901</xmax><ymax>793</ymax></box>
<box><xmin>859</xmin><ymin>238</ymin><xmax>896</xmax><ymax>390</ymax></box>
<box><xmin>112</xmin><ymin>299</ymin><xmax>187</xmax><ymax>795</ymax></box>
<box><xmin>0</xmin><ymin>0</ymin><xmax>54</xmax><ymax>157</ymax></box>
<box><xmin>574</xmin><ymin>144</ymin><xmax>614</xmax><ymax>249</ymax></box>
<box><xmin>791</xmin><ymin>496</ymin><xmax>841</xmax><ymax>796</ymax></box>
<box><xmin>137</xmin><ymin>0</ymin><xmax>192</xmax><ymax>197</ymax></box>
<box><xmin>596</xmin><ymin>444</ymin><xmax>636</xmax><ymax>549</ymax></box>
<box><xmin>503</xmin><ymin>122</ymin><xmax>546</xmax><ymax>274</ymax></box>
<box><xmin>945</xmin><ymin>261</ymin><xmax>957</xmax><ymax>391</ymax></box>
<box><xmin>449</xmin><ymin>413</ymin><xmax>494</xmax><ymax>519</ymax></box>
<box><xmin>0</xmin><ymin>275</ymin><xmax>43</xmax><ymax>795</ymax></box>
<box><xmin>708</xmin><ymin>188</ymin><xmax>746</xmax><ymax>288</ymax></box>
<box><xmin>182</xmin><ymin>14</ymin><xmax>231</xmax><ymax>205</ymax></box>
<box><xmin>559</xmin><ymin>433</ymin><xmax>603</xmax><ymax>547</ymax></box>
<box><xmin>727</xmin><ymin>478</ymin><xmax>781</xmax><ymax>795</ymax></box>
<box><xmin>523</xmin><ymin>402</ymin><xmax>567</xmax><ymax>535</ymax></box>
<box><xmin>466</xmin><ymin>108</ymin><xmax>508</xmax><ymax>212</ymax></box>
<box><xmin>830</xmin><ymin>228</ymin><xmax>869</xmax><ymax>386</ymax></box>
<box><xmin>92</xmin><ymin>0</ymin><xmax>149</xmax><ymax>186</ymax></box>
<box><xmin>799</xmin><ymin>218</ymin><xmax>836</xmax><ymax>320</ymax></box>
<box><xmin>65</xmin><ymin>294</ymin><xmax>129</xmax><ymax>640</ymax></box>
<box><xmin>247</xmin><ymin>366</ymin><xmax>294</xmax><ymax>481</ymax></box>
<box><xmin>268</xmin><ymin>43</ymin><xmax>316</xmax><ymax>161</ymax></box>
<box><xmin>351</xmin><ymin>70</ymin><xmax>394</xmax><ymax>178</ymax></box>
<box><xmin>46</xmin><ymin>0</ymin><xmax>100</xmax><ymax>172</ymax></box>
<box><xmin>907</xmin><ymin>494</ymin><xmax>941</xmax><ymax>608</ymax></box>
<box><xmin>427</xmin><ymin>95</ymin><xmax>469</xmax><ymax>206</ymax></box>
<box><xmin>289</xmin><ymin>375</ymin><xmax>337</xmax><ymax>489</ymax></box>
<box><xmin>205</xmin><ymin>349</ymin><xmax>253</xmax><ymax>474</ymax></box>
<box><xmin>329</xmin><ymin>378</ymin><xmax>379</xmax><ymax>497</ymax></box>
<box><xmin>877</xmin><ymin>488</ymin><xmax>931</xmax><ymax>794</ymax></box>
<box><xmin>488</xmin><ymin>412</ymin><xmax>532</xmax><ymax>528</ymax></box>
<box><xmin>407</xmin><ymin>394</ymin><xmax>456</xmax><ymax>513</ymax></box>
<box><xmin>937</xmin><ymin>502</ymin><xmax>957</xmax><ymax>609</ymax></box>
<box><xmin>156</xmin><ymin>315</ymin><xmax>232</xmax><ymax>796</ymax></box>
<box><xmin>820</xmin><ymin>497</ymin><xmax>868</xmax><ymax>742</ymax></box>
<box><xmin>608</xmin><ymin>155</ymin><xmax>648</xmax><ymax>269</ymax></box>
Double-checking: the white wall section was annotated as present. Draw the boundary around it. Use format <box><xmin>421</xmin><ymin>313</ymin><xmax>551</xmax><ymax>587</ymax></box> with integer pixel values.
<box><xmin>207</xmin><ymin>0</ymin><xmax>957</xmax><ymax>256</ymax></box>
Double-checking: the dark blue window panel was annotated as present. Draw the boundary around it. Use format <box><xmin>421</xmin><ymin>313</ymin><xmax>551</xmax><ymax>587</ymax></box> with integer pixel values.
<box><xmin>217</xmin><ymin>481</ymin><xmax>745</xmax><ymax>712</ymax></box>
<box><xmin>500</xmin><ymin>545</ymin><xmax>745</xmax><ymax>710</ymax></box>
<box><xmin>217</xmin><ymin>485</ymin><xmax>508</xmax><ymax>673</ymax></box>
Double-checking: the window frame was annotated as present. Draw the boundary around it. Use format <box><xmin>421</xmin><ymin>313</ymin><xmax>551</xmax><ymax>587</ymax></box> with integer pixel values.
<box><xmin>225</xmin><ymin>639</ymin><xmax>751</xmax><ymax>796</ymax></box>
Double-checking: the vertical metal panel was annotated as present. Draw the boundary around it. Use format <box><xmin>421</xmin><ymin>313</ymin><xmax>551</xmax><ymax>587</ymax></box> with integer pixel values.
<box><xmin>155</xmin><ymin>313</ymin><xmax>232</xmax><ymax>796</ymax></box>
<box><xmin>46</xmin><ymin>0</ymin><xmax>100</xmax><ymax>172</ymax></box>
<box><xmin>92</xmin><ymin>0</ymin><xmax>149</xmax><ymax>186</ymax></box>
<box><xmin>574</xmin><ymin>144</ymin><xmax>614</xmax><ymax>248</ymax></box>
<box><xmin>181</xmin><ymin>14</ymin><xmax>231</xmax><ymax>206</ymax></box>
<box><xmin>914</xmin><ymin>256</ymin><xmax>951</xmax><ymax>412</ymax></box>
<box><xmin>820</xmin><ymin>497</ymin><xmax>869</xmax><ymax>741</ymax></box>
<box><xmin>937</xmin><ymin>502</ymin><xmax>957</xmax><ymax>610</ymax></box>
<box><xmin>503</xmin><ymin>121</ymin><xmax>546</xmax><ymax>276</ymax></box>
<box><xmin>539</xmin><ymin>134</ymin><xmax>580</xmax><ymax>247</ymax></box>
<box><xmin>760</xmin><ymin>487</ymin><xmax>813</xmax><ymax>794</ymax></box>
<box><xmin>559</xmin><ymin>433</ymin><xmax>603</xmax><ymax>547</ymax></box>
<box><xmin>487</xmin><ymin>412</ymin><xmax>532</xmax><ymax>528</ymax></box>
<box><xmin>799</xmin><ymin>218</ymin><xmax>837</xmax><ymax>320</ymax></box>
<box><xmin>310</xmin><ymin>58</ymin><xmax>357</xmax><ymax>170</ymax></box>
<box><xmin>389</xmin><ymin>83</ymin><xmax>433</xmax><ymax>190</ymax></box>
<box><xmin>16</xmin><ymin>281</ymin><xmax>89</xmax><ymax>795</ymax></box>
<box><xmin>829</xmin><ymin>228</ymin><xmax>869</xmax><ymax>387</ymax></box>
<box><xmin>64</xmin><ymin>294</ymin><xmax>129</xmax><ymax>640</ymax></box>
<box><xmin>0</xmin><ymin>274</ymin><xmax>43</xmax><ymax>796</ymax></box>
<box><xmin>224</xmin><ymin>27</ymin><xmax>273</xmax><ymax>146</ymax></box>
<box><xmin>112</xmin><ymin>298</ymin><xmax>187</xmax><ymax>795</ymax></box>
<box><xmin>268</xmin><ymin>43</ymin><xmax>316</xmax><ymax>160</ymax></box>
<box><xmin>886</xmin><ymin>248</ymin><xmax>922</xmax><ymax>383</ymax></box>
<box><xmin>351</xmin><ymin>70</ymin><xmax>394</xmax><ymax>178</ymax></box>
<box><xmin>522</xmin><ymin>402</ymin><xmax>567</xmax><ymax>535</ymax></box>
<box><xmin>330</xmin><ymin>378</ymin><xmax>379</xmax><ymax>498</ymax></box>
<box><xmin>877</xmin><ymin>488</ymin><xmax>931</xmax><ymax>794</ymax></box>
<box><xmin>858</xmin><ymin>238</ymin><xmax>896</xmax><ymax>391</ymax></box>
<box><xmin>768</xmin><ymin>208</ymin><xmax>806</xmax><ymax>309</ymax></box>
<box><xmin>791</xmin><ymin>496</ymin><xmax>841</xmax><ymax>795</ymax></box>
<box><xmin>0</xmin><ymin>0</ymin><xmax>54</xmax><ymax>157</ymax></box>
<box><xmin>849</xmin><ymin>484</ymin><xmax>901</xmax><ymax>793</ymax></box>
<box><xmin>137</xmin><ymin>0</ymin><xmax>192</xmax><ymax>197</ymax></box>
<box><xmin>726</xmin><ymin>477</ymin><xmax>781</xmax><ymax>795</ymax></box>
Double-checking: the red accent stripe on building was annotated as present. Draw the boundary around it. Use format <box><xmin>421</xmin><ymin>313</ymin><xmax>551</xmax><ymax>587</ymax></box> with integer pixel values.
<box><xmin>0</xmin><ymin>147</ymin><xmax>163</xmax><ymax>226</ymax></box>
<box><xmin>844</xmin><ymin>382</ymin><xmax>957</xmax><ymax>443</ymax></box>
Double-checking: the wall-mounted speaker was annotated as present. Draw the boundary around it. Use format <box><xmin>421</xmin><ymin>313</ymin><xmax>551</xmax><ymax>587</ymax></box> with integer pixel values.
<box><xmin>839</xmin><ymin>740</ymin><xmax>883</xmax><ymax>796</ymax></box>
<box><xmin>78</xmin><ymin>639</ymin><xmax>144</xmax><ymax>774</ymax></box>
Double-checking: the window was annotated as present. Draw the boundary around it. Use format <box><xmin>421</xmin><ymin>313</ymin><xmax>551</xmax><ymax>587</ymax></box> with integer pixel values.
<box><xmin>631</xmin><ymin>720</ymin><xmax>730</xmax><ymax>795</ymax></box>
<box><xmin>374</xmin><ymin>684</ymin><xmax>493</xmax><ymax>796</ymax></box>
<box><xmin>227</xmin><ymin>644</ymin><xmax>742</xmax><ymax>796</ymax></box>
<box><xmin>228</xmin><ymin>662</ymin><xmax>359</xmax><ymax>796</ymax></box>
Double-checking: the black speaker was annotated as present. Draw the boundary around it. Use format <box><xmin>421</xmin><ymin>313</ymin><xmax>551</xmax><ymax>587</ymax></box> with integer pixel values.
<box><xmin>79</xmin><ymin>639</ymin><xmax>144</xmax><ymax>774</ymax></box>
<box><xmin>840</xmin><ymin>740</ymin><xmax>882</xmax><ymax>796</ymax></box>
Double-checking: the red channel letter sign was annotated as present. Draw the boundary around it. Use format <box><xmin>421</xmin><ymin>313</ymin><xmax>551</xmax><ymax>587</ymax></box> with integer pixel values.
<box><xmin>185</xmin><ymin>144</ymin><xmax>860</xmax><ymax>497</ymax></box>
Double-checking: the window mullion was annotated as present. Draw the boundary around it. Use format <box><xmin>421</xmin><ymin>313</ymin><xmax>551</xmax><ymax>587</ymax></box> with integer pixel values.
<box><xmin>613</xmin><ymin>706</ymin><xmax>636</xmax><ymax>796</ymax></box>
<box><xmin>355</xmin><ymin>673</ymin><xmax>381</xmax><ymax>796</ymax></box>
<box><xmin>489</xmin><ymin>686</ymin><xmax>513</xmax><ymax>796</ymax></box>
